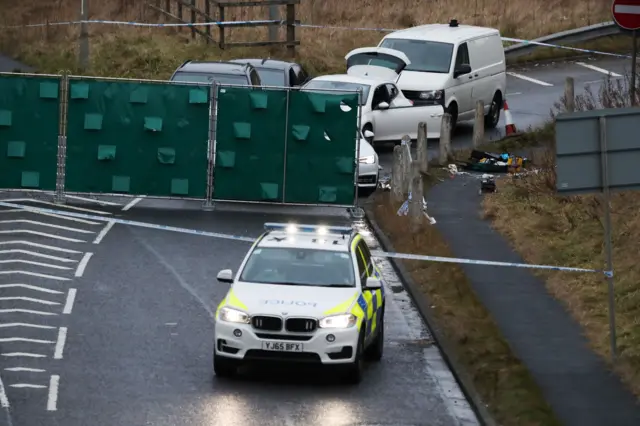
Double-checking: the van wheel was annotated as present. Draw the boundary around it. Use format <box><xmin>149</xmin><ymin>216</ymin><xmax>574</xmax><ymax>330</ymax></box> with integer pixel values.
<box><xmin>446</xmin><ymin>103</ymin><xmax>458</xmax><ymax>136</ymax></box>
<box><xmin>485</xmin><ymin>93</ymin><xmax>502</xmax><ymax>129</ymax></box>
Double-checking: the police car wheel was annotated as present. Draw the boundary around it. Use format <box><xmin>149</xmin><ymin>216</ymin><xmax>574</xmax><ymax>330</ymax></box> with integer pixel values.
<box><xmin>213</xmin><ymin>353</ymin><xmax>237</xmax><ymax>378</ymax></box>
<box><xmin>344</xmin><ymin>331</ymin><xmax>365</xmax><ymax>384</ymax></box>
<box><xmin>365</xmin><ymin>311</ymin><xmax>384</xmax><ymax>361</ymax></box>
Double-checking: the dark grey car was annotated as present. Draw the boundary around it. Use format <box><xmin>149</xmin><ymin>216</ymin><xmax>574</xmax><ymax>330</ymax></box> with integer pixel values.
<box><xmin>229</xmin><ymin>58</ymin><xmax>310</xmax><ymax>87</ymax></box>
<box><xmin>169</xmin><ymin>60</ymin><xmax>262</xmax><ymax>86</ymax></box>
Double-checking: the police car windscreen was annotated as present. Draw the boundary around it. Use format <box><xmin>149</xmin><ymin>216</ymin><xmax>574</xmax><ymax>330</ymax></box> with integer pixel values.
<box><xmin>240</xmin><ymin>247</ymin><xmax>356</xmax><ymax>287</ymax></box>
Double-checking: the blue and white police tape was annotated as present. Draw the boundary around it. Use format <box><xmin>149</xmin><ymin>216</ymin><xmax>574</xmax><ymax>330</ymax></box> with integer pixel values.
<box><xmin>0</xmin><ymin>200</ymin><xmax>611</xmax><ymax>277</ymax></box>
<box><xmin>0</xmin><ymin>18</ymin><xmax>629</xmax><ymax>60</ymax></box>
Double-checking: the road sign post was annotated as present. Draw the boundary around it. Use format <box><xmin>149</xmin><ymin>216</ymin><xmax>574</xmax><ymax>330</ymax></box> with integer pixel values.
<box><xmin>556</xmin><ymin>107</ymin><xmax>640</xmax><ymax>362</ymax></box>
<box><xmin>612</xmin><ymin>0</ymin><xmax>640</xmax><ymax>105</ymax></box>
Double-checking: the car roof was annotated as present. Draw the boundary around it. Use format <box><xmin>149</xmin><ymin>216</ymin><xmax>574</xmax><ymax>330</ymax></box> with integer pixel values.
<box><xmin>229</xmin><ymin>58</ymin><xmax>294</xmax><ymax>70</ymax></box>
<box><xmin>383</xmin><ymin>23</ymin><xmax>499</xmax><ymax>44</ymax></box>
<box><xmin>177</xmin><ymin>61</ymin><xmax>250</xmax><ymax>74</ymax></box>
<box><xmin>257</xmin><ymin>230</ymin><xmax>354</xmax><ymax>252</ymax></box>
<box><xmin>308</xmin><ymin>74</ymin><xmax>382</xmax><ymax>86</ymax></box>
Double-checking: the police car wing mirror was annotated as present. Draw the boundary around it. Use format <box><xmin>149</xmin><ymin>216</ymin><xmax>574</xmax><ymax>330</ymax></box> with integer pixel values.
<box><xmin>217</xmin><ymin>269</ymin><xmax>233</xmax><ymax>283</ymax></box>
<box><xmin>365</xmin><ymin>277</ymin><xmax>382</xmax><ymax>289</ymax></box>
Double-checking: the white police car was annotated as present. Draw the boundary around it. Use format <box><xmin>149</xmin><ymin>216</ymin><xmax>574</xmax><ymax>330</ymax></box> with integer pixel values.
<box><xmin>213</xmin><ymin>223</ymin><xmax>386</xmax><ymax>384</ymax></box>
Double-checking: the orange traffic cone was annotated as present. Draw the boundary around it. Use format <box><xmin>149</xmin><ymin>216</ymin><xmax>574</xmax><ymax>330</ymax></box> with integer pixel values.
<box><xmin>504</xmin><ymin>100</ymin><xmax>517</xmax><ymax>135</ymax></box>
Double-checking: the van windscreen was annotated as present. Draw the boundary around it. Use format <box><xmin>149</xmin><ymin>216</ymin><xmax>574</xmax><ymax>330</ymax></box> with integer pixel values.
<box><xmin>379</xmin><ymin>38</ymin><xmax>454</xmax><ymax>73</ymax></box>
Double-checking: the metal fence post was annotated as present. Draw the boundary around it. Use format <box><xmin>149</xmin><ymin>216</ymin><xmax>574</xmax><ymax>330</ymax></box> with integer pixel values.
<box><xmin>282</xmin><ymin>86</ymin><xmax>290</xmax><ymax>204</ymax></box>
<box><xmin>203</xmin><ymin>82</ymin><xmax>217</xmax><ymax>209</ymax></box>
<box><xmin>55</xmin><ymin>74</ymin><xmax>70</xmax><ymax>204</ymax></box>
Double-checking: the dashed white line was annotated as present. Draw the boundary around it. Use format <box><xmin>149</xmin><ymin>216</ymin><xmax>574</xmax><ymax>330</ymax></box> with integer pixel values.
<box><xmin>0</xmin><ymin>271</ymin><xmax>70</xmax><ymax>281</ymax></box>
<box><xmin>576</xmin><ymin>62</ymin><xmax>622</xmax><ymax>77</ymax></box>
<box><xmin>4</xmin><ymin>367</ymin><xmax>46</xmax><ymax>373</ymax></box>
<box><xmin>47</xmin><ymin>375</ymin><xmax>59</xmax><ymax>411</ymax></box>
<box><xmin>507</xmin><ymin>71</ymin><xmax>553</xmax><ymax>86</ymax></box>
<box><xmin>63</xmin><ymin>289</ymin><xmax>76</xmax><ymax>314</ymax></box>
<box><xmin>93</xmin><ymin>220</ymin><xmax>115</xmax><ymax>244</ymax></box>
<box><xmin>0</xmin><ymin>209</ymin><xmax>101</xmax><ymax>225</ymax></box>
<box><xmin>0</xmin><ymin>250</ymin><xmax>78</xmax><ymax>263</ymax></box>
<box><xmin>0</xmin><ymin>309</ymin><xmax>57</xmax><ymax>316</ymax></box>
<box><xmin>0</xmin><ymin>260</ymin><xmax>73</xmax><ymax>270</ymax></box>
<box><xmin>0</xmin><ymin>241</ymin><xmax>82</xmax><ymax>254</ymax></box>
<box><xmin>2</xmin><ymin>353</ymin><xmax>46</xmax><ymax>358</ymax></box>
<box><xmin>53</xmin><ymin>327</ymin><xmax>67</xmax><ymax>359</ymax></box>
<box><xmin>0</xmin><ymin>220</ymin><xmax>95</xmax><ymax>234</ymax></box>
<box><xmin>3</xmin><ymin>199</ymin><xmax>112</xmax><ymax>215</ymax></box>
<box><xmin>506</xmin><ymin>92</ymin><xmax>522</xmax><ymax>96</ymax></box>
<box><xmin>122</xmin><ymin>196</ymin><xmax>144</xmax><ymax>211</ymax></box>
<box><xmin>0</xmin><ymin>323</ymin><xmax>56</xmax><ymax>330</ymax></box>
<box><xmin>0</xmin><ymin>284</ymin><xmax>64</xmax><ymax>295</ymax></box>
<box><xmin>74</xmin><ymin>253</ymin><xmax>93</xmax><ymax>277</ymax></box>
<box><xmin>0</xmin><ymin>297</ymin><xmax>60</xmax><ymax>306</ymax></box>
<box><xmin>64</xmin><ymin>195</ymin><xmax>120</xmax><ymax>206</ymax></box>
<box><xmin>0</xmin><ymin>230</ymin><xmax>85</xmax><ymax>243</ymax></box>
<box><xmin>10</xmin><ymin>384</ymin><xmax>47</xmax><ymax>389</ymax></box>
<box><xmin>0</xmin><ymin>338</ymin><xmax>55</xmax><ymax>344</ymax></box>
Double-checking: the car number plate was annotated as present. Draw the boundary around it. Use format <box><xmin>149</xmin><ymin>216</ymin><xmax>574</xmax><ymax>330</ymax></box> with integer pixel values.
<box><xmin>262</xmin><ymin>341</ymin><xmax>303</xmax><ymax>352</ymax></box>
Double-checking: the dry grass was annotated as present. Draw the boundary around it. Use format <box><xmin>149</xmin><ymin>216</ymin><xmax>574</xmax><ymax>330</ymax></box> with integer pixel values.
<box><xmin>369</xmin><ymin>186</ymin><xmax>561</xmax><ymax>426</ymax></box>
<box><xmin>483</xmin><ymin>76</ymin><xmax>640</xmax><ymax>397</ymax></box>
<box><xmin>0</xmin><ymin>0</ymin><xmax>615</xmax><ymax>78</ymax></box>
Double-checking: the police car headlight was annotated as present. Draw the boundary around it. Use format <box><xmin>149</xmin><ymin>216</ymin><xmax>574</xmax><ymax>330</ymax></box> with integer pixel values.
<box><xmin>319</xmin><ymin>314</ymin><xmax>357</xmax><ymax>329</ymax></box>
<box><xmin>218</xmin><ymin>307</ymin><xmax>250</xmax><ymax>324</ymax></box>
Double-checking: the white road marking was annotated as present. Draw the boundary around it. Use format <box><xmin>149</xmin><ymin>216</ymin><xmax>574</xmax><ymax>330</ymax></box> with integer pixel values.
<box><xmin>0</xmin><ymin>309</ymin><xmax>57</xmax><ymax>316</ymax></box>
<box><xmin>507</xmin><ymin>71</ymin><xmax>553</xmax><ymax>86</ymax></box>
<box><xmin>0</xmin><ymin>297</ymin><xmax>60</xmax><ymax>306</ymax></box>
<box><xmin>47</xmin><ymin>375</ymin><xmax>59</xmax><ymax>411</ymax></box>
<box><xmin>0</xmin><ymin>323</ymin><xmax>56</xmax><ymax>330</ymax></box>
<box><xmin>506</xmin><ymin>92</ymin><xmax>522</xmax><ymax>96</ymax></box>
<box><xmin>0</xmin><ymin>338</ymin><xmax>55</xmax><ymax>344</ymax></box>
<box><xmin>0</xmin><ymin>250</ymin><xmax>78</xmax><ymax>263</ymax></box>
<box><xmin>615</xmin><ymin>5</ymin><xmax>640</xmax><ymax>14</ymax></box>
<box><xmin>4</xmin><ymin>367</ymin><xmax>45</xmax><ymax>373</ymax></box>
<box><xmin>3</xmin><ymin>199</ymin><xmax>112</xmax><ymax>215</ymax></box>
<box><xmin>63</xmin><ymin>289</ymin><xmax>76</xmax><ymax>314</ymax></box>
<box><xmin>0</xmin><ymin>241</ymin><xmax>82</xmax><ymax>254</ymax></box>
<box><xmin>64</xmin><ymin>195</ymin><xmax>120</xmax><ymax>206</ymax></box>
<box><xmin>74</xmin><ymin>253</ymin><xmax>93</xmax><ymax>277</ymax></box>
<box><xmin>122</xmin><ymin>197</ymin><xmax>144</xmax><ymax>211</ymax></box>
<box><xmin>10</xmin><ymin>384</ymin><xmax>47</xmax><ymax>389</ymax></box>
<box><xmin>0</xmin><ymin>209</ymin><xmax>100</xmax><ymax>225</ymax></box>
<box><xmin>53</xmin><ymin>327</ymin><xmax>67</xmax><ymax>359</ymax></box>
<box><xmin>0</xmin><ymin>260</ymin><xmax>73</xmax><ymax>270</ymax></box>
<box><xmin>0</xmin><ymin>284</ymin><xmax>64</xmax><ymax>295</ymax></box>
<box><xmin>0</xmin><ymin>220</ymin><xmax>94</xmax><ymax>234</ymax></box>
<box><xmin>2</xmin><ymin>353</ymin><xmax>46</xmax><ymax>358</ymax></box>
<box><xmin>93</xmin><ymin>220</ymin><xmax>115</xmax><ymax>244</ymax></box>
<box><xmin>0</xmin><ymin>230</ymin><xmax>85</xmax><ymax>243</ymax></box>
<box><xmin>0</xmin><ymin>373</ymin><xmax>9</xmax><ymax>408</ymax></box>
<box><xmin>0</xmin><ymin>271</ymin><xmax>70</xmax><ymax>281</ymax></box>
<box><xmin>576</xmin><ymin>62</ymin><xmax>622</xmax><ymax>77</ymax></box>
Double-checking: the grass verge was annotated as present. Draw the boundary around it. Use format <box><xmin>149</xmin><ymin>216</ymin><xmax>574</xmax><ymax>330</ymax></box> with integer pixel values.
<box><xmin>481</xmin><ymin>78</ymin><xmax>640</xmax><ymax>398</ymax></box>
<box><xmin>366</xmin><ymin>174</ymin><xmax>561</xmax><ymax>426</ymax></box>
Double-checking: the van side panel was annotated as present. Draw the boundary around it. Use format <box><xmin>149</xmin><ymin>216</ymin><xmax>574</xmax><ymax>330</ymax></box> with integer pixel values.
<box><xmin>468</xmin><ymin>34</ymin><xmax>506</xmax><ymax>114</ymax></box>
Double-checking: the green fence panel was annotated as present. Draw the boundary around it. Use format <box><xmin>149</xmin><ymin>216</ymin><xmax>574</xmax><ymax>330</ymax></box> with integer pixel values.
<box><xmin>213</xmin><ymin>87</ymin><xmax>287</xmax><ymax>202</ymax></box>
<box><xmin>284</xmin><ymin>91</ymin><xmax>358</xmax><ymax>205</ymax></box>
<box><xmin>0</xmin><ymin>74</ymin><xmax>60</xmax><ymax>191</ymax></box>
<box><xmin>65</xmin><ymin>78</ymin><xmax>210</xmax><ymax>198</ymax></box>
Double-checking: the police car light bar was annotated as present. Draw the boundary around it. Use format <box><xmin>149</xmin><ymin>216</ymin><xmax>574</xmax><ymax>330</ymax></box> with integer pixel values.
<box><xmin>264</xmin><ymin>222</ymin><xmax>353</xmax><ymax>235</ymax></box>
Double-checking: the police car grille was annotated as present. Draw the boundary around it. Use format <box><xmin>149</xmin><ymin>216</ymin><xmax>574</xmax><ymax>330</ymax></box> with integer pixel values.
<box><xmin>251</xmin><ymin>316</ymin><xmax>282</xmax><ymax>331</ymax></box>
<box><xmin>285</xmin><ymin>318</ymin><xmax>317</xmax><ymax>332</ymax></box>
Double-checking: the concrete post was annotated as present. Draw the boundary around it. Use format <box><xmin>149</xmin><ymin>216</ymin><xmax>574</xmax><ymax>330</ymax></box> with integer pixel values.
<box><xmin>391</xmin><ymin>145</ymin><xmax>404</xmax><ymax>203</ymax></box>
<box><xmin>416</xmin><ymin>121</ymin><xmax>428</xmax><ymax>174</ymax></box>
<box><xmin>439</xmin><ymin>113</ymin><xmax>452</xmax><ymax>166</ymax></box>
<box><xmin>408</xmin><ymin>161</ymin><xmax>424</xmax><ymax>231</ymax></box>
<box><xmin>472</xmin><ymin>100</ymin><xmax>484</xmax><ymax>148</ymax></box>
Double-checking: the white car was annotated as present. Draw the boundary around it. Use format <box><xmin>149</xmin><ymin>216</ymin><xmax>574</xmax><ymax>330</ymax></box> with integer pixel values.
<box><xmin>213</xmin><ymin>223</ymin><xmax>386</xmax><ymax>384</ymax></box>
<box><xmin>357</xmin><ymin>134</ymin><xmax>379</xmax><ymax>192</ymax></box>
<box><xmin>301</xmin><ymin>50</ymin><xmax>444</xmax><ymax>146</ymax></box>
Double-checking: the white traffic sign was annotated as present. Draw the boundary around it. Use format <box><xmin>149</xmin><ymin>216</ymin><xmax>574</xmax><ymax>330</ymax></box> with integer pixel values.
<box><xmin>612</xmin><ymin>0</ymin><xmax>640</xmax><ymax>31</ymax></box>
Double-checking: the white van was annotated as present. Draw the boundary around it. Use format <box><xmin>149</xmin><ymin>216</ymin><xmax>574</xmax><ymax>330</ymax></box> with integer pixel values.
<box><xmin>350</xmin><ymin>20</ymin><xmax>506</xmax><ymax>135</ymax></box>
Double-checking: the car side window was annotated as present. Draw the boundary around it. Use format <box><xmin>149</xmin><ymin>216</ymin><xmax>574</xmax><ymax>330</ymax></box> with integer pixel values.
<box><xmin>296</xmin><ymin>65</ymin><xmax>309</xmax><ymax>85</ymax></box>
<box><xmin>358</xmin><ymin>241</ymin><xmax>374</xmax><ymax>276</ymax></box>
<box><xmin>372</xmin><ymin>84</ymin><xmax>391</xmax><ymax>107</ymax></box>
<box><xmin>455</xmin><ymin>42</ymin><xmax>470</xmax><ymax>68</ymax></box>
<box><xmin>354</xmin><ymin>246</ymin><xmax>367</xmax><ymax>284</ymax></box>
<box><xmin>385</xmin><ymin>84</ymin><xmax>398</xmax><ymax>102</ymax></box>
<box><xmin>249</xmin><ymin>69</ymin><xmax>260</xmax><ymax>86</ymax></box>
<box><xmin>288</xmin><ymin>68</ymin><xmax>298</xmax><ymax>86</ymax></box>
